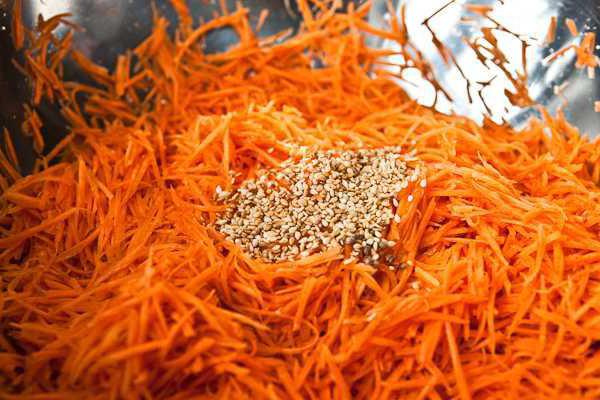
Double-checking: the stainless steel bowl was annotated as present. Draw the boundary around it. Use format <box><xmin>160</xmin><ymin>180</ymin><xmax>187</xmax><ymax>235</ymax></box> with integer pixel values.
<box><xmin>0</xmin><ymin>0</ymin><xmax>598</xmax><ymax>173</ymax></box>
<box><xmin>370</xmin><ymin>0</ymin><xmax>600</xmax><ymax>133</ymax></box>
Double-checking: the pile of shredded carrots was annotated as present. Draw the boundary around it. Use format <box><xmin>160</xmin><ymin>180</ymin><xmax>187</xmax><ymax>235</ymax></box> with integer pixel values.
<box><xmin>2</xmin><ymin>1</ymin><xmax>600</xmax><ymax>399</ymax></box>
<box><xmin>544</xmin><ymin>17</ymin><xmax>598</xmax><ymax>82</ymax></box>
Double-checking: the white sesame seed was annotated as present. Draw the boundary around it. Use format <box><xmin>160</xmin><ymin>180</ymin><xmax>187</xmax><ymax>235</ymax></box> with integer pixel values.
<box><xmin>215</xmin><ymin>147</ymin><xmax>422</xmax><ymax>265</ymax></box>
<box><xmin>366</xmin><ymin>311</ymin><xmax>377</xmax><ymax>321</ymax></box>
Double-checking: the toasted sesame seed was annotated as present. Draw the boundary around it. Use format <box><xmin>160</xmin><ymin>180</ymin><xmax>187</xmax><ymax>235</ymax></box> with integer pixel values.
<box><xmin>366</xmin><ymin>310</ymin><xmax>377</xmax><ymax>321</ymax></box>
<box><xmin>215</xmin><ymin>147</ymin><xmax>423</xmax><ymax>264</ymax></box>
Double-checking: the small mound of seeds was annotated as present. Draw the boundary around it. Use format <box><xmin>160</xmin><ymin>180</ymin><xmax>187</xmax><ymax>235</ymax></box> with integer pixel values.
<box><xmin>215</xmin><ymin>147</ymin><xmax>422</xmax><ymax>264</ymax></box>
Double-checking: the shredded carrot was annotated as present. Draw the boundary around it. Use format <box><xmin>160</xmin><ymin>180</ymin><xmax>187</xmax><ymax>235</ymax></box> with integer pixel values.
<box><xmin>465</xmin><ymin>4</ymin><xmax>493</xmax><ymax>16</ymax></box>
<box><xmin>576</xmin><ymin>32</ymin><xmax>597</xmax><ymax>69</ymax></box>
<box><xmin>546</xmin><ymin>32</ymin><xmax>596</xmax><ymax>71</ymax></box>
<box><xmin>544</xmin><ymin>16</ymin><xmax>557</xmax><ymax>44</ymax></box>
<box><xmin>566</xmin><ymin>18</ymin><xmax>579</xmax><ymax>37</ymax></box>
<box><xmin>256</xmin><ymin>9</ymin><xmax>270</xmax><ymax>32</ymax></box>
<box><xmin>11</xmin><ymin>0</ymin><xmax>25</xmax><ymax>50</ymax></box>
<box><xmin>2</xmin><ymin>1</ymin><xmax>600</xmax><ymax>399</ymax></box>
<box><xmin>2</xmin><ymin>128</ymin><xmax>20</xmax><ymax>172</ymax></box>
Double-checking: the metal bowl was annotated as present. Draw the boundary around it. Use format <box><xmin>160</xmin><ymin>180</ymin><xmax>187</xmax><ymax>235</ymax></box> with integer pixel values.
<box><xmin>0</xmin><ymin>0</ymin><xmax>598</xmax><ymax>173</ymax></box>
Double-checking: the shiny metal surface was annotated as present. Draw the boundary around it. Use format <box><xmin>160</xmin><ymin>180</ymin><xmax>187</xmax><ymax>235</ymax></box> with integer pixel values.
<box><xmin>0</xmin><ymin>0</ymin><xmax>300</xmax><ymax>172</ymax></box>
<box><xmin>0</xmin><ymin>0</ymin><xmax>598</xmax><ymax>172</ymax></box>
<box><xmin>370</xmin><ymin>0</ymin><xmax>600</xmax><ymax>134</ymax></box>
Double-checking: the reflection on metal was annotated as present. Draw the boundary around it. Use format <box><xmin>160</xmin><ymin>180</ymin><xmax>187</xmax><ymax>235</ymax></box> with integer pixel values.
<box><xmin>0</xmin><ymin>0</ymin><xmax>598</xmax><ymax>170</ymax></box>
<box><xmin>28</xmin><ymin>0</ymin><xmax>72</xmax><ymax>23</ymax></box>
<box><xmin>0</xmin><ymin>0</ymin><xmax>300</xmax><ymax>171</ymax></box>
<box><xmin>369</xmin><ymin>0</ymin><xmax>599</xmax><ymax>135</ymax></box>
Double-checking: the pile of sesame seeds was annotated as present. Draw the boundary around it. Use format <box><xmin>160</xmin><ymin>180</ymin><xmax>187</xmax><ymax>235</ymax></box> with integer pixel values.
<box><xmin>215</xmin><ymin>147</ymin><xmax>423</xmax><ymax>264</ymax></box>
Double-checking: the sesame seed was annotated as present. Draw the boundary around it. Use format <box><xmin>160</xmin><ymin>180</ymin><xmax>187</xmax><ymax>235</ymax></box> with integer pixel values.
<box><xmin>366</xmin><ymin>310</ymin><xmax>377</xmax><ymax>321</ymax></box>
<box><xmin>215</xmin><ymin>147</ymin><xmax>422</xmax><ymax>264</ymax></box>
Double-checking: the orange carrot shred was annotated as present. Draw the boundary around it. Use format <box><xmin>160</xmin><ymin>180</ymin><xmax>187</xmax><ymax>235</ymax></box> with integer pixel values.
<box><xmin>11</xmin><ymin>0</ymin><xmax>25</xmax><ymax>50</ymax></box>
<box><xmin>2</xmin><ymin>1</ymin><xmax>600</xmax><ymax>399</ymax></box>
<box><xmin>2</xmin><ymin>128</ymin><xmax>20</xmax><ymax>171</ymax></box>
<box><xmin>566</xmin><ymin>18</ymin><xmax>578</xmax><ymax>37</ymax></box>
<box><xmin>545</xmin><ymin>16</ymin><xmax>557</xmax><ymax>44</ymax></box>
